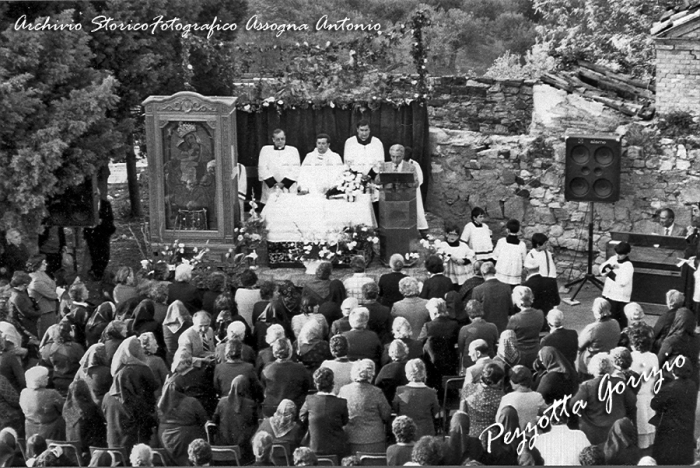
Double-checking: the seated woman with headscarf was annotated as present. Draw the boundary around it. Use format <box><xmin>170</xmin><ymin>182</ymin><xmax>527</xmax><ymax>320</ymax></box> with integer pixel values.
<box><xmin>256</xmin><ymin>399</ymin><xmax>304</xmax><ymax>466</ymax></box>
<box><xmin>162</xmin><ymin>300</ymin><xmax>192</xmax><ymax>367</ymax></box>
<box><xmin>481</xmin><ymin>406</ymin><xmax>543</xmax><ymax>465</ymax></box>
<box><xmin>296</xmin><ymin>320</ymin><xmax>332</xmax><ymax>373</ymax></box>
<box><xmin>0</xmin><ymin>427</ymin><xmax>24</xmax><ymax>467</ymax></box>
<box><xmin>301</xmin><ymin>261</ymin><xmax>333</xmax><ymax>304</ymax></box>
<box><xmin>63</xmin><ymin>379</ymin><xmax>106</xmax><ymax>463</ymax></box>
<box><xmin>215</xmin><ymin>321</ymin><xmax>256</xmax><ymax>365</ymax></box>
<box><xmin>170</xmin><ymin>346</ymin><xmax>218</xmax><ymax>416</ymax></box>
<box><xmin>20</xmin><ymin>366</ymin><xmax>65</xmax><ymax>441</ymax></box>
<box><xmin>492</xmin><ymin>329</ymin><xmax>521</xmax><ymax>392</ymax></box>
<box><xmin>375</xmin><ymin>339</ymin><xmax>409</xmax><ymax>403</ymax></box>
<box><xmin>213</xmin><ymin>339</ymin><xmax>262</xmax><ymax>400</ymax></box>
<box><xmin>393</xmin><ymin>359</ymin><xmax>440</xmax><ymax>438</ymax></box>
<box><xmin>596</xmin><ymin>417</ymin><xmax>641</xmax><ymax>465</ymax></box>
<box><xmin>157</xmin><ymin>372</ymin><xmax>208</xmax><ymax>466</ymax></box>
<box><xmin>102</xmin><ymin>336</ymin><xmax>158</xmax><ymax>454</ymax></box>
<box><xmin>100</xmin><ymin>320</ymin><xmax>128</xmax><ymax>366</ymax></box>
<box><xmin>132</xmin><ymin>299</ymin><xmax>166</xmax><ymax>360</ymax></box>
<box><xmin>211</xmin><ymin>375</ymin><xmax>258</xmax><ymax>463</ymax></box>
<box><xmin>445</xmin><ymin>400</ymin><xmax>484</xmax><ymax>465</ymax></box>
<box><xmin>138</xmin><ymin>332</ymin><xmax>169</xmax><ymax>400</ymax></box>
<box><xmin>73</xmin><ymin>343</ymin><xmax>111</xmax><ymax>407</ymax></box>
<box><xmin>533</xmin><ymin>345</ymin><xmax>578</xmax><ymax>405</ymax></box>
<box><xmin>85</xmin><ymin>301</ymin><xmax>115</xmax><ymax>347</ymax></box>
<box><xmin>40</xmin><ymin>319</ymin><xmax>85</xmax><ymax>395</ymax></box>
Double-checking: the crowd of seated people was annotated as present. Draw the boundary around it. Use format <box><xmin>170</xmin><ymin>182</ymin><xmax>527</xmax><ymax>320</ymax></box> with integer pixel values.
<box><xmin>0</xmin><ymin>242</ymin><xmax>696</xmax><ymax>467</ymax></box>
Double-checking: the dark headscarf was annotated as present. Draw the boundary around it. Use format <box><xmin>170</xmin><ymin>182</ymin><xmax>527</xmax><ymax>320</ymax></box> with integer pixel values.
<box><xmin>538</xmin><ymin>346</ymin><xmax>577</xmax><ymax>383</ymax></box>
<box><xmin>79</xmin><ymin>343</ymin><xmax>108</xmax><ymax>372</ymax></box>
<box><xmin>327</xmin><ymin>279</ymin><xmax>346</xmax><ymax>304</ymax></box>
<box><xmin>101</xmin><ymin>320</ymin><xmax>128</xmax><ymax>342</ymax></box>
<box><xmin>448</xmin><ymin>402</ymin><xmax>483</xmax><ymax>465</ymax></box>
<box><xmin>157</xmin><ymin>375</ymin><xmax>187</xmax><ymax>415</ymax></box>
<box><xmin>602</xmin><ymin>417</ymin><xmax>638</xmax><ymax>464</ymax></box>
<box><xmin>228</xmin><ymin>375</ymin><xmax>250</xmax><ymax>412</ymax></box>
<box><xmin>89</xmin><ymin>302</ymin><xmax>115</xmax><ymax>326</ymax></box>
<box><xmin>63</xmin><ymin>379</ymin><xmax>97</xmax><ymax>420</ymax></box>
<box><xmin>667</xmin><ymin>307</ymin><xmax>696</xmax><ymax>338</ymax></box>
<box><xmin>497</xmin><ymin>406</ymin><xmax>520</xmax><ymax>452</ymax></box>
<box><xmin>279</xmin><ymin>280</ymin><xmax>301</xmax><ymax>315</ymax></box>
<box><xmin>132</xmin><ymin>299</ymin><xmax>156</xmax><ymax>333</ymax></box>
<box><xmin>114</xmin><ymin>296</ymin><xmax>141</xmax><ymax>322</ymax></box>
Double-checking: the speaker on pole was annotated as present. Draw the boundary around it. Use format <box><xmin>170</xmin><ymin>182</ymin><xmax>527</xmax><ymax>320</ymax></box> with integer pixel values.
<box><xmin>565</xmin><ymin>135</ymin><xmax>621</xmax><ymax>203</ymax></box>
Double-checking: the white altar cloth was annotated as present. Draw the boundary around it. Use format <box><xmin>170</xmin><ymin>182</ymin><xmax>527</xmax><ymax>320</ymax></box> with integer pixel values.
<box><xmin>262</xmin><ymin>192</ymin><xmax>377</xmax><ymax>242</ymax></box>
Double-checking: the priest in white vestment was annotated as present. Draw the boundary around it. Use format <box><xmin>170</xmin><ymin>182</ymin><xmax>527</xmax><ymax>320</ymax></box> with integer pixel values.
<box><xmin>257</xmin><ymin>129</ymin><xmax>301</xmax><ymax>205</ymax></box>
<box><xmin>343</xmin><ymin>120</ymin><xmax>385</xmax><ymax>202</ymax></box>
<box><xmin>297</xmin><ymin>133</ymin><xmax>344</xmax><ymax>196</ymax></box>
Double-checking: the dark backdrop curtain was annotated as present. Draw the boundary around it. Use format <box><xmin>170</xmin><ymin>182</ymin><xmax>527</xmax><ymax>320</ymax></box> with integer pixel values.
<box><xmin>236</xmin><ymin>102</ymin><xmax>430</xmax><ymax>203</ymax></box>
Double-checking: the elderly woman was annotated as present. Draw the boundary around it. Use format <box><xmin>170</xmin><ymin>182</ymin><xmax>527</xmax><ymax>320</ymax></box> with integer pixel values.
<box><xmin>386</xmin><ymin>416</ymin><xmax>417</xmax><ymax>466</ymax></box>
<box><xmin>319</xmin><ymin>335</ymin><xmax>354</xmax><ymax>394</ymax></box>
<box><xmin>26</xmin><ymin>255</ymin><xmax>59</xmax><ymax>341</ymax></box>
<box><xmin>62</xmin><ymin>379</ymin><xmax>106</xmax><ymax>459</ymax></box>
<box><xmin>138</xmin><ymin>332</ymin><xmax>169</xmax><ymax>398</ymax></box>
<box><xmin>652</xmin><ymin>289</ymin><xmax>685</xmax><ymax>353</ymax></box>
<box><xmin>506</xmin><ymin>286</ymin><xmax>544</xmax><ymax>369</ymax></box>
<box><xmin>380</xmin><ymin>316</ymin><xmax>423</xmax><ymax>366</ymax></box>
<box><xmin>203</xmin><ymin>271</ymin><xmax>227</xmax><ymax>318</ymax></box>
<box><xmin>132</xmin><ymin>300</ymin><xmax>166</xmax><ymax>358</ymax></box>
<box><xmin>213</xmin><ymin>339</ymin><xmax>262</xmax><ymax>400</ymax></box>
<box><xmin>40</xmin><ymin>319</ymin><xmax>85</xmax><ymax>395</ymax></box>
<box><xmin>392</xmin><ymin>359</ymin><xmax>440</xmax><ymax>438</ymax></box>
<box><xmin>618</xmin><ymin>302</ymin><xmax>653</xmax><ymax>348</ymax></box>
<box><xmin>255</xmin><ymin>324</ymin><xmax>286</xmax><ymax>375</ymax></box>
<box><xmin>102</xmin><ymin>336</ymin><xmax>158</xmax><ymax>453</ymax></box>
<box><xmin>299</xmin><ymin>367</ymin><xmax>350</xmax><ymax>459</ymax></box>
<box><xmin>212</xmin><ymin>375</ymin><xmax>258</xmax><ymax>463</ymax></box>
<box><xmin>626</xmin><ymin>326</ymin><xmax>658</xmax><ymax>449</ymax></box>
<box><xmin>378</xmin><ymin>254</ymin><xmax>408</xmax><ymax>308</ymax></box>
<box><xmin>261</xmin><ymin>338</ymin><xmax>311</xmax><ymax>417</ymax></box>
<box><xmin>568</xmin><ymin>353</ymin><xmax>636</xmax><ymax>445</ymax></box>
<box><xmin>577</xmin><ymin>297</ymin><xmax>621</xmax><ymax>377</ymax></box>
<box><xmin>329</xmin><ymin>297</ymin><xmax>357</xmax><ymax>337</ymax></box>
<box><xmin>391</xmin><ymin>277</ymin><xmax>429</xmax><ymax>341</ymax></box>
<box><xmin>302</xmin><ymin>261</ymin><xmax>334</xmax><ymax>303</ymax></box>
<box><xmin>162</xmin><ymin>300</ymin><xmax>192</xmax><ymax>366</ymax></box>
<box><xmin>461</xmin><ymin>362</ymin><xmax>505</xmax><ymax>439</ymax></box>
<box><xmin>420</xmin><ymin>298</ymin><xmax>460</xmax><ymax>390</ymax></box>
<box><xmin>292</xmin><ymin>295</ymin><xmax>329</xmax><ymax>340</ymax></box>
<box><xmin>597</xmin><ymin>417</ymin><xmax>641</xmax><ymax>465</ymax></box>
<box><xmin>343</xmin><ymin>307</ymin><xmax>382</xmax><ymax>365</ymax></box>
<box><xmin>533</xmin><ymin>345</ymin><xmax>578</xmax><ymax>405</ymax></box>
<box><xmin>256</xmin><ymin>399</ymin><xmax>304</xmax><ymax>465</ymax></box>
<box><xmin>170</xmin><ymin>345</ymin><xmax>218</xmax><ymax>416</ymax></box>
<box><xmin>213</xmin><ymin>293</ymin><xmax>251</xmax><ymax>346</ymax></box>
<box><xmin>375</xmin><ymin>339</ymin><xmax>409</xmax><ymax>402</ymax></box>
<box><xmin>73</xmin><ymin>343</ymin><xmax>112</xmax><ymax>407</ymax></box>
<box><xmin>651</xmin><ymin>355</ymin><xmax>697</xmax><ymax>465</ymax></box>
<box><xmin>130</xmin><ymin>444</ymin><xmax>154</xmax><ymax>467</ymax></box>
<box><xmin>296</xmin><ymin>320</ymin><xmax>332</xmax><ymax>373</ymax></box>
<box><xmin>85</xmin><ymin>301</ymin><xmax>115</xmax><ymax>347</ymax></box>
<box><xmin>157</xmin><ymin>373</ymin><xmax>208</xmax><ymax>466</ymax></box>
<box><xmin>147</xmin><ymin>280</ymin><xmax>170</xmax><ymax>324</ymax></box>
<box><xmin>338</xmin><ymin>359</ymin><xmax>392</xmax><ymax>454</ymax></box>
<box><xmin>657</xmin><ymin>307</ymin><xmax>700</xmax><ymax>386</ymax></box>
<box><xmin>20</xmin><ymin>366</ymin><xmax>65</xmax><ymax>440</ymax></box>
<box><xmin>64</xmin><ymin>281</ymin><xmax>91</xmax><ymax>346</ymax></box>
<box><xmin>420</xmin><ymin>255</ymin><xmax>455</xmax><ymax>300</ymax></box>
<box><xmin>99</xmin><ymin>320</ymin><xmax>128</xmax><ymax>366</ymax></box>
<box><xmin>251</xmin><ymin>431</ymin><xmax>274</xmax><ymax>466</ymax></box>
<box><xmin>113</xmin><ymin>266</ymin><xmax>138</xmax><ymax>304</ymax></box>
<box><xmin>254</xmin><ymin>290</ymin><xmax>294</xmax><ymax>353</ymax></box>
<box><xmin>215</xmin><ymin>321</ymin><xmax>255</xmax><ymax>364</ymax></box>
<box><xmin>497</xmin><ymin>365</ymin><xmax>546</xmax><ymax>430</ymax></box>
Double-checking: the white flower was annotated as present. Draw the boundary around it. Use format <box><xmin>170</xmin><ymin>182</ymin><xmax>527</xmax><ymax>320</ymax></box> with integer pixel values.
<box><xmin>371</xmin><ymin>237</ymin><xmax>379</xmax><ymax>244</ymax></box>
<box><xmin>178</xmin><ymin>243</ymin><xmax>185</xmax><ymax>248</ymax></box>
<box><xmin>237</xmin><ymin>235</ymin><xmax>244</xmax><ymax>241</ymax></box>
<box><xmin>228</xmin><ymin>248</ymin><xmax>233</xmax><ymax>253</ymax></box>
<box><xmin>140</xmin><ymin>260</ymin><xmax>150</xmax><ymax>269</ymax></box>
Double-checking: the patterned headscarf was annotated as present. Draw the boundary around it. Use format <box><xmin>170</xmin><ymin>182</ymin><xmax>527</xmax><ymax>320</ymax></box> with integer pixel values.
<box><xmin>79</xmin><ymin>343</ymin><xmax>107</xmax><ymax>372</ymax></box>
<box><xmin>269</xmin><ymin>399</ymin><xmax>297</xmax><ymax>438</ymax></box>
<box><xmin>138</xmin><ymin>332</ymin><xmax>158</xmax><ymax>356</ymax></box>
<box><xmin>497</xmin><ymin>330</ymin><xmax>521</xmax><ymax>367</ymax></box>
<box><xmin>110</xmin><ymin>336</ymin><xmax>148</xmax><ymax>377</ymax></box>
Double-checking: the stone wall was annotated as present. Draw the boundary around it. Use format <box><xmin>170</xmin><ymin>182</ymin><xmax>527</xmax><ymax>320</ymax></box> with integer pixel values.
<box><xmin>426</xmin><ymin>84</ymin><xmax>700</xmax><ymax>280</ymax></box>
<box><xmin>427</xmin><ymin>76</ymin><xmax>535</xmax><ymax>135</ymax></box>
<box><xmin>655</xmin><ymin>38</ymin><xmax>700</xmax><ymax>115</ymax></box>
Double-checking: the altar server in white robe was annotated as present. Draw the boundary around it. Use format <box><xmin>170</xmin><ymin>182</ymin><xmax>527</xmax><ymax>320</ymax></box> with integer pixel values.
<box><xmin>257</xmin><ymin>129</ymin><xmax>301</xmax><ymax>205</ymax></box>
<box><xmin>343</xmin><ymin>120</ymin><xmax>385</xmax><ymax>202</ymax></box>
<box><xmin>297</xmin><ymin>133</ymin><xmax>344</xmax><ymax>195</ymax></box>
<box><xmin>404</xmin><ymin>147</ymin><xmax>429</xmax><ymax>232</ymax></box>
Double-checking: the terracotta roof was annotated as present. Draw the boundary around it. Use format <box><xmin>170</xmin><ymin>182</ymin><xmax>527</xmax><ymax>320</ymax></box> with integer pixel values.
<box><xmin>652</xmin><ymin>0</ymin><xmax>700</xmax><ymax>36</ymax></box>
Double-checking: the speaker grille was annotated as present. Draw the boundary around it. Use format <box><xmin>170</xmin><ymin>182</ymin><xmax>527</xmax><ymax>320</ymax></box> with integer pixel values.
<box><xmin>570</xmin><ymin>145</ymin><xmax>590</xmax><ymax>164</ymax></box>
<box><xmin>593</xmin><ymin>179</ymin><xmax>614</xmax><ymax>198</ymax></box>
<box><xmin>594</xmin><ymin>147</ymin><xmax>614</xmax><ymax>166</ymax></box>
<box><xmin>564</xmin><ymin>135</ymin><xmax>621</xmax><ymax>203</ymax></box>
<box><xmin>569</xmin><ymin>177</ymin><xmax>590</xmax><ymax>197</ymax></box>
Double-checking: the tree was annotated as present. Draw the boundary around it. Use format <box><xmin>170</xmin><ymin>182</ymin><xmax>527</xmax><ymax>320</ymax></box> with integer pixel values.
<box><xmin>0</xmin><ymin>10</ymin><xmax>119</xmax><ymax>233</ymax></box>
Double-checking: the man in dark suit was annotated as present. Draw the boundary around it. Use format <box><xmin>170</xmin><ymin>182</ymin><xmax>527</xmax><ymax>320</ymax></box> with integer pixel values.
<box><xmin>378</xmin><ymin>254</ymin><xmax>408</xmax><ymax>308</ymax></box>
<box><xmin>522</xmin><ymin>260</ymin><xmax>560</xmax><ymax>330</ymax></box>
<box><xmin>362</xmin><ymin>282</ymin><xmax>392</xmax><ymax>345</ymax></box>
<box><xmin>342</xmin><ymin>308</ymin><xmax>383</xmax><ymax>367</ymax></box>
<box><xmin>420</xmin><ymin>255</ymin><xmax>455</xmax><ymax>300</ymax></box>
<box><xmin>458</xmin><ymin>260</ymin><xmax>484</xmax><ymax>304</ymax></box>
<box><xmin>652</xmin><ymin>208</ymin><xmax>686</xmax><ymax>237</ymax></box>
<box><xmin>167</xmin><ymin>263</ymin><xmax>203</xmax><ymax>313</ymax></box>
<box><xmin>471</xmin><ymin>262</ymin><xmax>512</xmax><ymax>333</ymax></box>
<box><xmin>418</xmin><ymin>298</ymin><xmax>460</xmax><ymax>347</ymax></box>
<box><xmin>539</xmin><ymin>308</ymin><xmax>578</xmax><ymax>368</ymax></box>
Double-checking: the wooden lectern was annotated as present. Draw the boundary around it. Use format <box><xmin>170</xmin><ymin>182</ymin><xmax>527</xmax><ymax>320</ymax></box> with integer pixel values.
<box><xmin>606</xmin><ymin>231</ymin><xmax>687</xmax><ymax>304</ymax></box>
<box><xmin>378</xmin><ymin>173</ymin><xmax>418</xmax><ymax>262</ymax></box>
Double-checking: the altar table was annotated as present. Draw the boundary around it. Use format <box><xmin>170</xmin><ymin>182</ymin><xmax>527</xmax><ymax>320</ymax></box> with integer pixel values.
<box><xmin>261</xmin><ymin>193</ymin><xmax>377</xmax><ymax>242</ymax></box>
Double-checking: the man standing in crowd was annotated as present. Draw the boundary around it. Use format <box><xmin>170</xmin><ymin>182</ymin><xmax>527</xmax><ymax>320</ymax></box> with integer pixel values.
<box><xmin>257</xmin><ymin>129</ymin><xmax>300</xmax><ymax>207</ymax></box>
<box><xmin>652</xmin><ymin>208</ymin><xmax>686</xmax><ymax>236</ymax></box>
<box><xmin>472</xmin><ymin>261</ymin><xmax>512</xmax><ymax>333</ymax></box>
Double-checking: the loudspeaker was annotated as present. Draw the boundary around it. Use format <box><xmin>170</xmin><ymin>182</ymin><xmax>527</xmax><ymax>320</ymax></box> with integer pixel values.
<box><xmin>565</xmin><ymin>135</ymin><xmax>621</xmax><ymax>203</ymax></box>
<box><xmin>46</xmin><ymin>176</ymin><xmax>99</xmax><ymax>227</ymax></box>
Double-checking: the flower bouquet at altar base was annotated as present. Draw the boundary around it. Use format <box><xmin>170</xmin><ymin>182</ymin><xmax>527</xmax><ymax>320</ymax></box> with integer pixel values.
<box><xmin>419</xmin><ymin>235</ymin><xmax>451</xmax><ymax>262</ymax></box>
<box><xmin>225</xmin><ymin>201</ymin><xmax>268</xmax><ymax>267</ymax></box>
<box><xmin>141</xmin><ymin>239</ymin><xmax>211</xmax><ymax>274</ymax></box>
<box><xmin>325</xmin><ymin>169</ymin><xmax>372</xmax><ymax>201</ymax></box>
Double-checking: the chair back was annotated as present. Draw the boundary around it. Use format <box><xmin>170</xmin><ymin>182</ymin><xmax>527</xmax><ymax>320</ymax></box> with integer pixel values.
<box><xmin>441</xmin><ymin>375</ymin><xmax>465</xmax><ymax>433</ymax></box>
<box><xmin>357</xmin><ymin>452</ymin><xmax>387</xmax><ymax>466</ymax></box>
<box><xmin>151</xmin><ymin>448</ymin><xmax>169</xmax><ymax>466</ymax></box>
<box><xmin>205</xmin><ymin>421</ymin><xmax>218</xmax><ymax>444</ymax></box>
<box><xmin>210</xmin><ymin>445</ymin><xmax>241</xmax><ymax>466</ymax></box>
<box><xmin>47</xmin><ymin>440</ymin><xmax>83</xmax><ymax>467</ymax></box>
<box><xmin>15</xmin><ymin>438</ymin><xmax>26</xmax><ymax>465</ymax></box>
<box><xmin>317</xmin><ymin>454</ymin><xmax>338</xmax><ymax>465</ymax></box>
<box><xmin>88</xmin><ymin>446</ymin><xmax>127</xmax><ymax>467</ymax></box>
<box><xmin>271</xmin><ymin>442</ymin><xmax>290</xmax><ymax>466</ymax></box>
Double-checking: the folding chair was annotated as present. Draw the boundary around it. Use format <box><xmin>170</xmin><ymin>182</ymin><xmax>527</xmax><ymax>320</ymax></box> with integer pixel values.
<box><xmin>317</xmin><ymin>454</ymin><xmax>338</xmax><ymax>465</ymax></box>
<box><xmin>441</xmin><ymin>375</ymin><xmax>465</xmax><ymax>434</ymax></box>
<box><xmin>356</xmin><ymin>452</ymin><xmax>387</xmax><ymax>466</ymax></box>
<box><xmin>47</xmin><ymin>440</ymin><xmax>83</xmax><ymax>467</ymax></box>
<box><xmin>15</xmin><ymin>438</ymin><xmax>26</xmax><ymax>465</ymax></box>
<box><xmin>150</xmin><ymin>448</ymin><xmax>169</xmax><ymax>467</ymax></box>
<box><xmin>88</xmin><ymin>446</ymin><xmax>127</xmax><ymax>466</ymax></box>
<box><xmin>205</xmin><ymin>421</ymin><xmax>218</xmax><ymax>444</ymax></box>
<box><xmin>210</xmin><ymin>445</ymin><xmax>241</xmax><ymax>466</ymax></box>
<box><xmin>271</xmin><ymin>442</ymin><xmax>291</xmax><ymax>466</ymax></box>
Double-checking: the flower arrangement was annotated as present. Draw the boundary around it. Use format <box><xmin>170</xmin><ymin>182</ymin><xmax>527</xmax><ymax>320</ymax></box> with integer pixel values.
<box><xmin>419</xmin><ymin>235</ymin><xmax>450</xmax><ymax>262</ymax></box>
<box><xmin>325</xmin><ymin>169</ymin><xmax>372</xmax><ymax>201</ymax></box>
<box><xmin>291</xmin><ymin>223</ymin><xmax>379</xmax><ymax>266</ymax></box>
<box><xmin>225</xmin><ymin>201</ymin><xmax>268</xmax><ymax>268</ymax></box>
<box><xmin>140</xmin><ymin>239</ymin><xmax>211</xmax><ymax>274</ymax></box>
